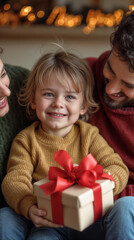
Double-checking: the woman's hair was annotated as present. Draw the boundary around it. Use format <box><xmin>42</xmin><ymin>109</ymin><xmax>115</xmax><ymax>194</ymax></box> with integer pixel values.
<box><xmin>110</xmin><ymin>11</ymin><xmax>134</xmax><ymax>72</ymax></box>
<box><xmin>0</xmin><ymin>47</ymin><xmax>3</xmax><ymax>54</ymax></box>
<box><xmin>19</xmin><ymin>47</ymin><xmax>99</xmax><ymax>121</ymax></box>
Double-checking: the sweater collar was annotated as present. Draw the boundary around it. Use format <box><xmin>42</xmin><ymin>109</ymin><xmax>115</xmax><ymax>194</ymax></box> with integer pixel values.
<box><xmin>35</xmin><ymin>122</ymin><xmax>79</xmax><ymax>144</ymax></box>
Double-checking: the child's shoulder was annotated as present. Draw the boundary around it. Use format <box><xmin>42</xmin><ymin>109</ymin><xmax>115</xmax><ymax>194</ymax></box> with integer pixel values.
<box><xmin>77</xmin><ymin>120</ymin><xmax>99</xmax><ymax>132</ymax></box>
<box><xmin>75</xmin><ymin>120</ymin><xmax>100</xmax><ymax>145</ymax></box>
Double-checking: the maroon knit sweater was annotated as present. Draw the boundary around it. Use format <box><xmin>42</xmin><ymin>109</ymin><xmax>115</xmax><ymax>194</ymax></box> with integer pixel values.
<box><xmin>86</xmin><ymin>51</ymin><xmax>134</xmax><ymax>199</ymax></box>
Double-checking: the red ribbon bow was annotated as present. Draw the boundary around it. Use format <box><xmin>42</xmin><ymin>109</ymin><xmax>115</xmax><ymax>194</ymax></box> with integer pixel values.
<box><xmin>40</xmin><ymin>150</ymin><xmax>114</xmax><ymax>225</ymax></box>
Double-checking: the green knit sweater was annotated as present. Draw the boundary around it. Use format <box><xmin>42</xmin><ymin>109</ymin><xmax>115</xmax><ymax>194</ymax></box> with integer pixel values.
<box><xmin>0</xmin><ymin>64</ymin><xmax>30</xmax><ymax>207</ymax></box>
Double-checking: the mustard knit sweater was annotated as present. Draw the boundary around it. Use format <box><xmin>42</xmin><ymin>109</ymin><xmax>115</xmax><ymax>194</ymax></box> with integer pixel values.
<box><xmin>2</xmin><ymin>120</ymin><xmax>128</xmax><ymax>219</ymax></box>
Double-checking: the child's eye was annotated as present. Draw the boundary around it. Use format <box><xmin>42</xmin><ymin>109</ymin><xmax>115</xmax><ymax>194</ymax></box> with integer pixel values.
<box><xmin>65</xmin><ymin>95</ymin><xmax>76</xmax><ymax>101</ymax></box>
<box><xmin>43</xmin><ymin>92</ymin><xmax>54</xmax><ymax>98</ymax></box>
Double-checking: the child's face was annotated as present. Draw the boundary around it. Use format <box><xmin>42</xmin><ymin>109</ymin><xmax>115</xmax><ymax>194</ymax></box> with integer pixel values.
<box><xmin>31</xmin><ymin>73</ymin><xmax>88</xmax><ymax>137</ymax></box>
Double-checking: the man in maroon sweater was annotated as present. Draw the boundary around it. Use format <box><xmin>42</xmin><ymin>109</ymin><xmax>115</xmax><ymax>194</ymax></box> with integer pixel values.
<box><xmin>69</xmin><ymin>11</ymin><xmax>134</xmax><ymax>240</ymax></box>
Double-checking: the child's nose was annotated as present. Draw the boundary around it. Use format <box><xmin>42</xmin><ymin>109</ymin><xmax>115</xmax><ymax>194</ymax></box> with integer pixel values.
<box><xmin>52</xmin><ymin>96</ymin><xmax>64</xmax><ymax>108</ymax></box>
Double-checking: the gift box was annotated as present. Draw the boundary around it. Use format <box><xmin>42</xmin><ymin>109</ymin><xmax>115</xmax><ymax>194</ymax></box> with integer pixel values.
<box><xmin>34</xmin><ymin>177</ymin><xmax>114</xmax><ymax>231</ymax></box>
<box><xmin>34</xmin><ymin>150</ymin><xmax>115</xmax><ymax>231</ymax></box>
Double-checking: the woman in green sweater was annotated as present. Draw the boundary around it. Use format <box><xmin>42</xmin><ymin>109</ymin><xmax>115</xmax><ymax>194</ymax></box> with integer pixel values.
<box><xmin>0</xmin><ymin>50</ymin><xmax>30</xmax><ymax>207</ymax></box>
<box><xmin>1</xmin><ymin>47</ymin><xmax>128</xmax><ymax>240</ymax></box>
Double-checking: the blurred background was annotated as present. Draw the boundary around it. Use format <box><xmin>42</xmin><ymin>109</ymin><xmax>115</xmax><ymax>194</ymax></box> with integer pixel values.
<box><xmin>0</xmin><ymin>0</ymin><xmax>133</xmax><ymax>69</ymax></box>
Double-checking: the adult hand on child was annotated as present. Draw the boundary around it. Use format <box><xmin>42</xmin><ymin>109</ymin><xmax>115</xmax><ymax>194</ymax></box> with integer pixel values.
<box><xmin>29</xmin><ymin>205</ymin><xmax>63</xmax><ymax>228</ymax></box>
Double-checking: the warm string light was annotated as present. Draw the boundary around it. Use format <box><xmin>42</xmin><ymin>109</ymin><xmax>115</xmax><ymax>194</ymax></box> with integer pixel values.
<box><xmin>83</xmin><ymin>9</ymin><xmax>124</xmax><ymax>34</ymax></box>
<box><xmin>46</xmin><ymin>6</ymin><xmax>83</xmax><ymax>28</ymax></box>
<box><xmin>0</xmin><ymin>3</ymin><xmax>134</xmax><ymax>34</ymax></box>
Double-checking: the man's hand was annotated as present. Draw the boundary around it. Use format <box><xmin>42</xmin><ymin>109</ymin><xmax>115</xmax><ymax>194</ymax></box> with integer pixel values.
<box><xmin>29</xmin><ymin>205</ymin><xmax>63</xmax><ymax>228</ymax></box>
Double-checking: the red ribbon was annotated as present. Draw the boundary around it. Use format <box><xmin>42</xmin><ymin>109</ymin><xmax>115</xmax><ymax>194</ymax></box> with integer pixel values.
<box><xmin>40</xmin><ymin>150</ymin><xmax>114</xmax><ymax>225</ymax></box>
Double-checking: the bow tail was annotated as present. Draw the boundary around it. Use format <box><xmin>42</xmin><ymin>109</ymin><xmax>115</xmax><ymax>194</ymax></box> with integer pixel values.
<box><xmin>51</xmin><ymin>191</ymin><xmax>64</xmax><ymax>225</ymax></box>
<box><xmin>92</xmin><ymin>183</ymin><xmax>102</xmax><ymax>222</ymax></box>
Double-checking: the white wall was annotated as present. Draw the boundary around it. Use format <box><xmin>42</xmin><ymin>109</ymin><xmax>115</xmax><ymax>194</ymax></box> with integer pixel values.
<box><xmin>0</xmin><ymin>25</ymin><xmax>112</xmax><ymax>70</ymax></box>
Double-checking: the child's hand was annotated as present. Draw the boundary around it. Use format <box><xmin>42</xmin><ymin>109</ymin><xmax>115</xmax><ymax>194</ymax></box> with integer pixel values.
<box><xmin>29</xmin><ymin>205</ymin><xmax>63</xmax><ymax>228</ymax></box>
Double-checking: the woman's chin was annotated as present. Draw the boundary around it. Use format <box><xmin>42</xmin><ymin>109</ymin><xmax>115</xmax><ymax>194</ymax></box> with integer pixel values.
<box><xmin>0</xmin><ymin>104</ymin><xmax>9</xmax><ymax>117</ymax></box>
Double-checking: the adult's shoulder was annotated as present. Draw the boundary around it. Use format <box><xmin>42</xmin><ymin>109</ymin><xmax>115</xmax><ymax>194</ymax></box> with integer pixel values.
<box><xmin>85</xmin><ymin>50</ymin><xmax>111</xmax><ymax>69</ymax></box>
<box><xmin>97</xmin><ymin>50</ymin><xmax>111</xmax><ymax>64</ymax></box>
<box><xmin>5</xmin><ymin>64</ymin><xmax>30</xmax><ymax>89</ymax></box>
<box><xmin>5</xmin><ymin>63</ymin><xmax>30</xmax><ymax>77</ymax></box>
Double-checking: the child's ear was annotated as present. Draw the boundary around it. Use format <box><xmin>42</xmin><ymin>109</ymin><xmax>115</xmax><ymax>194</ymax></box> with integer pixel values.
<box><xmin>30</xmin><ymin>102</ymin><xmax>36</xmax><ymax>110</ymax></box>
<box><xmin>80</xmin><ymin>102</ymin><xmax>89</xmax><ymax>116</ymax></box>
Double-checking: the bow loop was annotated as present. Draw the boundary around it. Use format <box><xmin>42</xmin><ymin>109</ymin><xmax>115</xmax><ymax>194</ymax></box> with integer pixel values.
<box><xmin>79</xmin><ymin>153</ymin><xmax>97</xmax><ymax>172</ymax></box>
<box><xmin>48</xmin><ymin>167</ymin><xmax>68</xmax><ymax>180</ymax></box>
<box><xmin>54</xmin><ymin>150</ymin><xmax>73</xmax><ymax>173</ymax></box>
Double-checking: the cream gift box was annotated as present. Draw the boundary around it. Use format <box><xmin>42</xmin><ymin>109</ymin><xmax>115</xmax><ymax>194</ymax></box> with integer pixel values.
<box><xmin>34</xmin><ymin>177</ymin><xmax>115</xmax><ymax>231</ymax></box>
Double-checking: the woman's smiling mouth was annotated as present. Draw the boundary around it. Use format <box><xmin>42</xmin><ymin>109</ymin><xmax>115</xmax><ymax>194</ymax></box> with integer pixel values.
<box><xmin>0</xmin><ymin>97</ymin><xmax>7</xmax><ymax>109</ymax></box>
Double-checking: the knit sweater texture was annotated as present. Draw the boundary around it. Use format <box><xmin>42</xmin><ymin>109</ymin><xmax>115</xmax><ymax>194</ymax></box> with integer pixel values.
<box><xmin>0</xmin><ymin>64</ymin><xmax>30</xmax><ymax>207</ymax></box>
<box><xmin>2</xmin><ymin>120</ymin><xmax>128</xmax><ymax>219</ymax></box>
<box><xmin>86</xmin><ymin>51</ymin><xmax>134</xmax><ymax>199</ymax></box>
